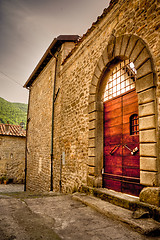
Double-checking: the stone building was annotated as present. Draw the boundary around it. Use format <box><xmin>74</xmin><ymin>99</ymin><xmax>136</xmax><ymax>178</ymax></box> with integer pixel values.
<box><xmin>0</xmin><ymin>124</ymin><xmax>26</xmax><ymax>183</ymax></box>
<box><xmin>24</xmin><ymin>0</ymin><xmax>160</xmax><ymax>201</ymax></box>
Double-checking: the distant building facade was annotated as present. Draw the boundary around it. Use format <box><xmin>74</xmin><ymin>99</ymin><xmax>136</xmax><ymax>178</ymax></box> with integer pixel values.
<box><xmin>24</xmin><ymin>0</ymin><xmax>160</xmax><ymax>202</ymax></box>
<box><xmin>0</xmin><ymin>124</ymin><xmax>26</xmax><ymax>183</ymax></box>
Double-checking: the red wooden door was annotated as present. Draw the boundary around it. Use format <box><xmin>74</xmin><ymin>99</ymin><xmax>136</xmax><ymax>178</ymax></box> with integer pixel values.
<box><xmin>103</xmin><ymin>89</ymin><xmax>143</xmax><ymax>196</ymax></box>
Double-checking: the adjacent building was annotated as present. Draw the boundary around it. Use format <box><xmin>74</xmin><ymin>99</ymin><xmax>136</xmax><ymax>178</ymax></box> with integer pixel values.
<box><xmin>0</xmin><ymin>124</ymin><xmax>26</xmax><ymax>183</ymax></box>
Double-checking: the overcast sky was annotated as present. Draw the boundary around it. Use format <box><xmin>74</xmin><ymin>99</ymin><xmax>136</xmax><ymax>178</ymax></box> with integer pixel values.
<box><xmin>0</xmin><ymin>0</ymin><xmax>110</xmax><ymax>104</ymax></box>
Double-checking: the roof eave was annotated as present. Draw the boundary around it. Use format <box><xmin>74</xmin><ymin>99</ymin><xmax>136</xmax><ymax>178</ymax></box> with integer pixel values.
<box><xmin>24</xmin><ymin>35</ymin><xmax>79</xmax><ymax>88</ymax></box>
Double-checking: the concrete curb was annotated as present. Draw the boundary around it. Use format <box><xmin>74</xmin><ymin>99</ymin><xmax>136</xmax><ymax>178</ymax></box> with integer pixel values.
<box><xmin>72</xmin><ymin>192</ymin><xmax>160</xmax><ymax>236</ymax></box>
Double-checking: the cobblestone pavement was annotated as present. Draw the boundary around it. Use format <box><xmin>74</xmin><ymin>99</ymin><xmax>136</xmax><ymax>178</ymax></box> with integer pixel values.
<box><xmin>0</xmin><ymin>184</ymin><xmax>159</xmax><ymax>240</ymax></box>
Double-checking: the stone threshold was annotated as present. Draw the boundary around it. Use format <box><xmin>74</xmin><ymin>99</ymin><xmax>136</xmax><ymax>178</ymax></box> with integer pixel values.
<box><xmin>72</xmin><ymin>185</ymin><xmax>160</xmax><ymax>236</ymax></box>
<box><xmin>72</xmin><ymin>186</ymin><xmax>160</xmax><ymax>236</ymax></box>
<box><xmin>72</xmin><ymin>192</ymin><xmax>160</xmax><ymax>236</ymax></box>
<box><xmin>80</xmin><ymin>185</ymin><xmax>160</xmax><ymax>221</ymax></box>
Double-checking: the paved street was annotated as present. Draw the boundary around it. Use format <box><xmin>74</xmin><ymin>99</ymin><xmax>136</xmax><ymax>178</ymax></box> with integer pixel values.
<box><xmin>0</xmin><ymin>184</ymin><xmax>24</xmax><ymax>193</ymax></box>
<box><xmin>0</xmin><ymin>184</ymin><xmax>159</xmax><ymax>240</ymax></box>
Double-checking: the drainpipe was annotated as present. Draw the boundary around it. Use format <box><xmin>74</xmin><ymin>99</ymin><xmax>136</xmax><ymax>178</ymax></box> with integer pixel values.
<box><xmin>59</xmin><ymin>154</ymin><xmax>62</xmax><ymax>192</ymax></box>
<box><xmin>50</xmin><ymin>54</ymin><xmax>58</xmax><ymax>191</ymax></box>
<box><xmin>24</xmin><ymin>87</ymin><xmax>31</xmax><ymax>191</ymax></box>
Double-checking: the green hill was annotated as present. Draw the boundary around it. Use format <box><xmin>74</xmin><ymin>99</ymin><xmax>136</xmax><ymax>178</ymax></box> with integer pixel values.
<box><xmin>0</xmin><ymin>97</ymin><xmax>28</xmax><ymax>128</ymax></box>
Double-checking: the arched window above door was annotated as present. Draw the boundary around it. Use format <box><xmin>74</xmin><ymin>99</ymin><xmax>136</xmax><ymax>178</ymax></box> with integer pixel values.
<box><xmin>103</xmin><ymin>60</ymin><xmax>137</xmax><ymax>102</ymax></box>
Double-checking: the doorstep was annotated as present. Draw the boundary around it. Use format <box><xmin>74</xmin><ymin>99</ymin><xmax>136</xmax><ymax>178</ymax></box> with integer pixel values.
<box><xmin>81</xmin><ymin>185</ymin><xmax>160</xmax><ymax>221</ymax></box>
<box><xmin>72</xmin><ymin>185</ymin><xmax>160</xmax><ymax>236</ymax></box>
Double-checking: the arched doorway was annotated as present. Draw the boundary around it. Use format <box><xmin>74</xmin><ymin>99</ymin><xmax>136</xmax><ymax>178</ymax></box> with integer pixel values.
<box><xmin>88</xmin><ymin>34</ymin><xmax>158</xmax><ymax>196</ymax></box>
<box><xmin>103</xmin><ymin>60</ymin><xmax>143</xmax><ymax>196</ymax></box>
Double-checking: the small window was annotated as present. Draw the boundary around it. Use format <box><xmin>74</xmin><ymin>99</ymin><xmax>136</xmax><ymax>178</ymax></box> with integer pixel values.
<box><xmin>130</xmin><ymin>114</ymin><xmax>139</xmax><ymax>135</ymax></box>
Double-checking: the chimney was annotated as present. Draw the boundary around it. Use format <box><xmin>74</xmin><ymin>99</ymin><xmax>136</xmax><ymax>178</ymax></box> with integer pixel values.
<box><xmin>20</xmin><ymin>122</ymin><xmax>25</xmax><ymax>129</ymax></box>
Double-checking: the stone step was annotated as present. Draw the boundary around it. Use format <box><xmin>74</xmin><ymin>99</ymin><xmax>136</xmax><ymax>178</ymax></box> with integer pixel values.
<box><xmin>72</xmin><ymin>192</ymin><xmax>160</xmax><ymax>236</ymax></box>
<box><xmin>81</xmin><ymin>185</ymin><xmax>160</xmax><ymax>222</ymax></box>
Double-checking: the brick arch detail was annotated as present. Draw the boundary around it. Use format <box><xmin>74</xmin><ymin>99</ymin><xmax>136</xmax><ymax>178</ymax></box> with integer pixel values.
<box><xmin>88</xmin><ymin>34</ymin><xmax>158</xmax><ymax>188</ymax></box>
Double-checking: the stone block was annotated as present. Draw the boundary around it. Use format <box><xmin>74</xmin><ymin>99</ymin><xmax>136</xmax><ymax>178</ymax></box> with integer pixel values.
<box><xmin>89</xmin><ymin>120</ymin><xmax>96</xmax><ymax>130</ymax></box>
<box><xmin>93</xmin><ymin>176</ymin><xmax>102</xmax><ymax>188</ymax></box>
<box><xmin>89</xmin><ymin>84</ymin><xmax>97</xmax><ymax>94</ymax></box>
<box><xmin>88</xmin><ymin>147</ymin><xmax>96</xmax><ymax>157</ymax></box>
<box><xmin>94</xmin><ymin>66</ymin><xmax>101</xmax><ymax>79</ymax></box>
<box><xmin>88</xmin><ymin>102</ymin><xmax>96</xmax><ymax>113</ymax></box>
<box><xmin>114</xmin><ymin>36</ymin><xmax>123</xmax><ymax>57</ymax></box>
<box><xmin>139</xmin><ymin>102</ymin><xmax>155</xmax><ymax>117</ymax></box>
<box><xmin>92</xmin><ymin>75</ymin><xmax>99</xmax><ymax>87</ymax></box>
<box><xmin>136</xmin><ymin>73</ymin><xmax>155</xmax><ymax>93</ymax></box>
<box><xmin>139</xmin><ymin>187</ymin><xmax>160</xmax><ymax>206</ymax></box>
<box><xmin>88</xmin><ymin>138</ymin><xmax>95</xmax><ymax>148</ymax></box>
<box><xmin>98</xmin><ymin>56</ymin><xmax>105</xmax><ymax>72</ymax></box>
<box><xmin>134</xmin><ymin>47</ymin><xmax>150</xmax><ymax>69</ymax></box>
<box><xmin>120</xmin><ymin>35</ymin><xmax>130</xmax><ymax>57</ymax></box>
<box><xmin>102</xmin><ymin>47</ymin><xmax>109</xmax><ymax>66</ymax></box>
<box><xmin>107</xmin><ymin>38</ymin><xmax>115</xmax><ymax>61</ymax></box>
<box><xmin>88</xmin><ymin>156</ymin><xmax>95</xmax><ymax>166</ymax></box>
<box><xmin>87</xmin><ymin>175</ymin><xmax>95</xmax><ymax>187</ymax></box>
<box><xmin>140</xmin><ymin>157</ymin><xmax>157</xmax><ymax>171</ymax></box>
<box><xmin>138</xmin><ymin>88</ymin><xmax>155</xmax><ymax>104</ymax></box>
<box><xmin>140</xmin><ymin>143</ymin><xmax>157</xmax><ymax>157</ymax></box>
<box><xmin>88</xmin><ymin>94</ymin><xmax>96</xmax><ymax>104</ymax></box>
<box><xmin>139</xmin><ymin>129</ymin><xmax>156</xmax><ymax>143</ymax></box>
<box><xmin>130</xmin><ymin>40</ymin><xmax>144</xmax><ymax>63</ymax></box>
<box><xmin>88</xmin><ymin>129</ymin><xmax>96</xmax><ymax>139</ymax></box>
<box><xmin>88</xmin><ymin>166</ymin><xmax>95</xmax><ymax>175</ymax></box>
<box><xmin>136</xmin><ymin>59</ymin><xmax>152</xmax><ymax>79</ymax></box>
<box><xmin>140</xmin><ymin>171</ymin><xmax>157</xmax><ymax>186</ymax></box>
<box><xmin>89</xmin><ymin>111</ymin><xmax>96</xmax><ymax>121</ymax></box>
<box><xmin>125</xmin><ymin>35</ymin><xmax>138</xmax><ymax>59</ymax></box>
<box><xmin>139</xmin><ymin>115</ymin><xmax>156</xmax><ymax>130</ymax></box>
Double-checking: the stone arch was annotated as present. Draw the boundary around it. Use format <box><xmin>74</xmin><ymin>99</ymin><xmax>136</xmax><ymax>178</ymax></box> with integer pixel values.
<box><xmin>88</xmin><ymin>34</ymin><xmax>158</xmax><ymax>189</ymax></box>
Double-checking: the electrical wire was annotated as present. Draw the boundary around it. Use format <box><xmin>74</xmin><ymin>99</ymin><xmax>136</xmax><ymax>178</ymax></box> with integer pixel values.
<box><xmin>0</xmin><ymin>70</ymin><xmax>23</xmax><ymax>87</ymax></box>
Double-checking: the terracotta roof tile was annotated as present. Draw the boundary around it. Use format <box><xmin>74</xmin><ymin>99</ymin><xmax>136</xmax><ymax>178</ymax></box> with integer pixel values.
<box><xmin>0</xmin><ymin>124</ymin><xmax>26</xmax><ymax>137</ymax></box>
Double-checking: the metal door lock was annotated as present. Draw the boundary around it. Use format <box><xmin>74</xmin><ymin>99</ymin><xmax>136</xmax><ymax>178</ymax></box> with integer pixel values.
<box><xmin>124</xmin><ymin>145</ymin><xmax>139</xmax><ymax>155</ymax></box>
<box><xmin>131</xmin><ymin>147</ymin><xmax>139</xmax><ymax>155</ymax></box>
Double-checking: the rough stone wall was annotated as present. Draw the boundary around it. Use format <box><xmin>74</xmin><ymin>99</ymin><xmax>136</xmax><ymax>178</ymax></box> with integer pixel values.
<box><xmin>52</xmin><ymin>47</ymin><xmax>90</xmax><ymax>192</ymax></box>
<box><xmin>26</xmin><ymin>58</ymin><xmax>56</xmax><ymax>192</ymax></box>
<box><xmin>0</xmin><ymin>136</ymin><xmax>25</xmax><ymax>183</ymax></box>
<box><xmin>26</xmin><ymin>42</ymin><xmax>78</xmax><ymax>192</ymax></box>
<box><xmin>57</xmin><ymin>0</ymin><xmax>160</xmax><ymax>192</ymax></box>
<box><xmin>58</xmin><ymin>0</ymin><xmax>160</xmax><ymax>189</ymax></box>
<box><xmin>27</xmin><ymin>0</ymin><xmax>160</xmax><ymax>192</ymax></box>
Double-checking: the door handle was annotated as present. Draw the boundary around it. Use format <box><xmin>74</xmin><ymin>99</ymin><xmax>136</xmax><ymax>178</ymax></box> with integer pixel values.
<box><xmin>124</xmin><ymin>145</ymin><xmax>139</xmax><ymax>155</ymax></box>
<box><xmin>110</xmin><ymin>144</ymin><xmax>120</xmax><ymax>155</ymax></box>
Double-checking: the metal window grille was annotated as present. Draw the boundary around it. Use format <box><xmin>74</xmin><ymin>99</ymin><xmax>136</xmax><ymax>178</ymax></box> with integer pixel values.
<box><xmin>130</xmin><ymin>114</ymin><xmax>139</xmax><ymax>135</ymax></box>
<box><xmin>103</xmin><ymin>60</ymin><xmax>137</xmax><ymax>102</ymax></box>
